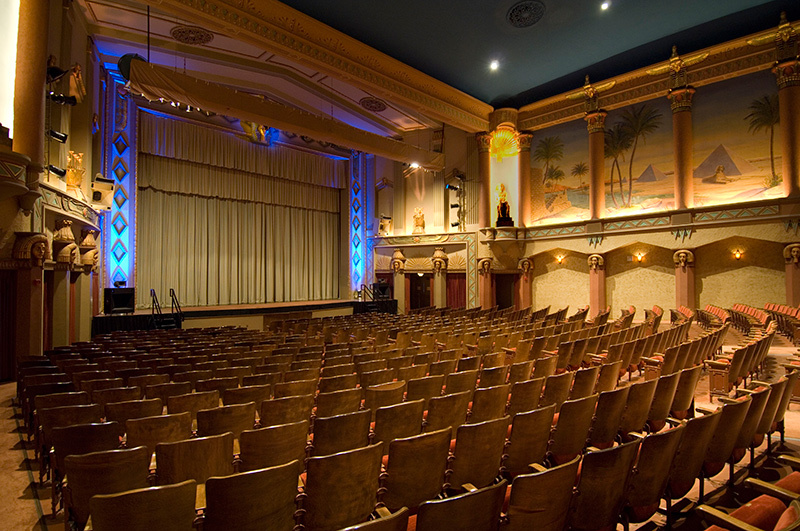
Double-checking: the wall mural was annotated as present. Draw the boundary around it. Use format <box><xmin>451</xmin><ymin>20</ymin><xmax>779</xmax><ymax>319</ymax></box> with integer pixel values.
<box><xmin>529</xmin><ymin>69</ymin><xmax>783</xmax><ymax>224</ymax></box>
<box><xmin>692</xmin><ymin>70</ymin><xmax>782</xmax><ymax>207</ymax></box>
<box><xmin>530</xmin><ymin>119</ymin><xmax>591</xmax><ymax>224</ymax></box>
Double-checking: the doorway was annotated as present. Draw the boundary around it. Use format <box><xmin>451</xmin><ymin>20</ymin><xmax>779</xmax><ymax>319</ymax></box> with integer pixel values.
<box><xmin>409</xmin><ymin>273</ymin><xmax>432</xmax><ymax>310</ymax></box>
<box><xmin>494</xmin><ymin>274</ymin><xmax>516</xmax><ymax>310</ymax></box>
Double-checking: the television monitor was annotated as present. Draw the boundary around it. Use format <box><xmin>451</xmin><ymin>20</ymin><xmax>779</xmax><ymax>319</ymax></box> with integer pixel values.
<box><xmin>372</xmin><ymin>282</ymin><xmax>391</xmax><ymax>300</ymax></box>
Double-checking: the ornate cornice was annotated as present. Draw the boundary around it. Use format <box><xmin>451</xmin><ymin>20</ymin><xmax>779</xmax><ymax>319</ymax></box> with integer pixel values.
<box><xmin>518</xmin><ymin>27</ymin><xmax>781</xmax><ymax>131</ymax></box>
<box><xmin>146</xmin><ymin>0</ymin><xmax>492</xmax><ymax>132</ymax></box>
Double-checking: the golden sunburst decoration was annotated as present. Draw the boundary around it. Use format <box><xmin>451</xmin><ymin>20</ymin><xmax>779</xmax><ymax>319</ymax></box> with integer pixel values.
<box><xmin>490</xmin><ymin>127</ymin><xmax>519</xmax><ymax>162</ymax></box>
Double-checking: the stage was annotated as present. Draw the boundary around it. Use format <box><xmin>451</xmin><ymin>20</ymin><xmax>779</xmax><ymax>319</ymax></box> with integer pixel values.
<box><xmin>91</xmin><ymin>299</ymin><xmax>397</xmax><ymax>336</ymax></box>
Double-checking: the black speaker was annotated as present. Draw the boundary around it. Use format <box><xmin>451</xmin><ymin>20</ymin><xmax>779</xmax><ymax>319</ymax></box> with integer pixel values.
<box><xmin>104</xmin><ymin>288</ymin><xmax>135</xmax><ymax>314</ymax></box>
<box><xmin>372</xmin><ymin>282</ymin><xmax>391</xmax><ymax>300</ymax></box>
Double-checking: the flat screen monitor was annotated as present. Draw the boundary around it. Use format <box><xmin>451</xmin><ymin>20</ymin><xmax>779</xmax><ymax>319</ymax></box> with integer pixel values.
<box><xmin>372</xmin><ymin>282</ymin><xmax>391</xmax><ymax>300</ymax></box>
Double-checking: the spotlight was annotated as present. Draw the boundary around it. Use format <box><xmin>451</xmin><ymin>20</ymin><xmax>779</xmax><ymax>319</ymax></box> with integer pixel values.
<box><xmin>451</xmin><ymin>222</ymin><xmax>460</xmax><ymax>227</ymax></box>
<box><xmin>47</xmin><ymin>66</ymin><xmax>68</xmax><ymax>84</ymax></box>
<box><xmin>48</xmin><ymin>165</ymin><xmax>67</xmax><ymax>177</ymax></box>
<box><xmin>600</xmin><ymin>1</ymin><xmax>610</xmax><ymax>10</ymax></box>
<box><xmin>489</xmin><ymin>60</ymin><xmax>499</xmax><ymax>71</ymax></box>
<box><xmin>48</xmin><ymin>130</ymin><xmax>68</xmax><ymax>143</ymax></box>
<box><xmin>450</xmin><ymin>203</ymin><xmax>460</xmax><ymax>209</ymax></box>
<box><xmin>48</xmin><ymin>92</ymin><xmax>77</xmax><ymax>106</ymax></box>
<box><xmin>113</xmin><ymin>280</ymin><xmax>127</xmax><ymax>288</ymax></box>
<box><xmin>445</xmin><ymin>184</ymin><xmax>460</xmax><ymax>191</ymax></box>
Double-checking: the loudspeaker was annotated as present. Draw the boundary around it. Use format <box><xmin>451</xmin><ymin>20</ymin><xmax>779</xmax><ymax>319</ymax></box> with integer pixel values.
<box><xmin>91</xmin><ymin>176</ymin><xmax>114</xmax><ymax>211</ymax></box>
<box><xmin>104</xmin><ymin>287</ymin><xmax>135</xmax><ymax>314</ymax></box>
<box><xmin>372</xmin><ymin>282</ymin><xmax>391</xmax><ymax>300</ymax></box>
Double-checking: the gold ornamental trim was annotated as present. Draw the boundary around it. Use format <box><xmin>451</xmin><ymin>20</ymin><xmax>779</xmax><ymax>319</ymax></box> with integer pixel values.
<box><xmin>144</xmin><ymin>0</ymin><xmax>492</xmax><ymax>132</ymax></box>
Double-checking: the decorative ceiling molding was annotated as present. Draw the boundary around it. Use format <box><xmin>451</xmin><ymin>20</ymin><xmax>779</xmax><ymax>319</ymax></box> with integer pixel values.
<box><xmin>142</xmin><ymin>0</ymin><xmax>493</xmax><ymax>132</ymax></box>
<box><xmin>518</xmin><ymin>29</ymin><xmax>778</xmax><ymax>131</ymax></box>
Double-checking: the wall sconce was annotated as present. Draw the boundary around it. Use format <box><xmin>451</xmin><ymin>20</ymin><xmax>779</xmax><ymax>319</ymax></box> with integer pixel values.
<box><xmin>635</xmin><ymin>253</ymin><xmax>644</xmax><ymax>262</ymax></box>
<box><xmin>733</xmin><ymin>250</ymin><xmax>742</xmax><ymax>260</ymax></box>
<box><xmin>556</xmin><ymin>255</ymin><xmax>564</xmax><ymax>264</ymax></box>
<box><xmin>417</xmin><ymin>272</ymin><xmax>424</xmax><ymax>277</ymax></box>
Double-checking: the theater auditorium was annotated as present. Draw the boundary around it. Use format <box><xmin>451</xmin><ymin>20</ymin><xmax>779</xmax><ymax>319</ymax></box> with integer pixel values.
<box><xmin>3</xmin><ymin>0</ymin><xmax>800</xmax><ymax>529</ymax></box>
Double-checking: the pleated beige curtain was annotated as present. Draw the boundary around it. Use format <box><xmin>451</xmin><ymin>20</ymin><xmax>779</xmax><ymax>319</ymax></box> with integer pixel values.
<box><xmin>136</xmin><ymin>115</ymin><xmax>341</xmax><ymax>308</ymax></box>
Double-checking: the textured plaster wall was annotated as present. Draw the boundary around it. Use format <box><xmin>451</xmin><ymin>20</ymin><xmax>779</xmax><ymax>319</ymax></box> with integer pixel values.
<box><xmin>695</xmin><ymin>236</ymin><xmax>785</xmax><ymax>309</ymax></box>
<box><xmin>605</xmin><ymin>244</ymin><xmax>675</xmax><ymax>316</ymax></box>
<box><xmin>531</xmin><ymin>253</ymin><xmax>588</xmax><ymax>313</ymax></box>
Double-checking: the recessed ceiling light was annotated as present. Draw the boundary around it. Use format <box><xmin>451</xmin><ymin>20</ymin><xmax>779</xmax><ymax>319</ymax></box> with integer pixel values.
<box><xmin>490</xmin><ymin>60</ymin><xmax>500</xmax><ymax>71</ymax></box>
<box><xmin>600</xmin><ymin>1</ymin><xmax>610</xmax><ymax>10</ymax></box>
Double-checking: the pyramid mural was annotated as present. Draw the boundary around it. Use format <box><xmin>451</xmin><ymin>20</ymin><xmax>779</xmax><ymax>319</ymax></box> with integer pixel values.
<box><xmin>694</xmin><ymin>144</ymin><xmax>758</xmax><ymax>179</ymax></box>
<box><xmin>637</xmin><ymin>164</ymin><xmax>668</xmax><ymax>182</ymax></box>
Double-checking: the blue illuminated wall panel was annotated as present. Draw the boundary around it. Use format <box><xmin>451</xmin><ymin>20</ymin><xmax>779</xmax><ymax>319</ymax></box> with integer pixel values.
<box><xmin>350</xmin><ymin>152</ymin><xmax>365</xmax><ymax>293</ymax></box>
<box><xmin>104</xmin><ymin>82</ymin><xmax>136</xmax><ymax>289</ymax></box>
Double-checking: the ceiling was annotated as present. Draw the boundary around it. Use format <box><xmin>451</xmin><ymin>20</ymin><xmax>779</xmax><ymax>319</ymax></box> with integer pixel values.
<box><xmin>76</xmin><ymin>0</ymin><xmax>798</xmax><ymax>140</ymax></box>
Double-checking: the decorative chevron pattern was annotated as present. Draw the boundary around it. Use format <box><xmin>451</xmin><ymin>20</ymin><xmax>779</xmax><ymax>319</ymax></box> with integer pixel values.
<box><xmin>350</xmin><ymin>152</ymin><xmax>365</xmax><ymax>292</ymax></box>
<box><xmin>695</xmin><ymin>205</ymin><xmax>779</xmax><ymax>222</ymax></box>
<box><xmin>528</xmin><ymin>225</ymin><xmax>585</xmax><ymax>238</ymax></box>
<box><xmin>604</xmin><ymin>216</ymin><xmax>670</xmax><ymax>231</ymax></box>
<box><xmin>106</xmin><ymin>85</ymin><xmax>136</xmax><ymax>290</ymax></box>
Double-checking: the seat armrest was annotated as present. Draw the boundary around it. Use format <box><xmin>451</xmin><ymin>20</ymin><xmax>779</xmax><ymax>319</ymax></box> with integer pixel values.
<box><xmin>777</xmin><ymin>455</ymin><xmax>800</xmax><ymax>469</ymax></box>
<box><xmin>695</xmin><ymin>504</ymin><xmax>761</xmax><ymax>531</ymax></box>
<box><xmin>744</xmin><ymin>478</ymin><xmax>800</xmax><ymax>503</ymax></box>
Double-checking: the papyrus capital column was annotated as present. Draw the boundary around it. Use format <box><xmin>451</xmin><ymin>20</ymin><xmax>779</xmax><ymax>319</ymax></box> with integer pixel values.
<box><xmin>476</xmin><ymin>133</ymin><xmax>492</xmax><ymax>228</ymax></box>
<box><xmin>518</xmin><ymin>133</ymin><xmax>533</xmax><ymax>227</ymax></box>
<box><xmin>585</xmin><ymin>112</ymin><xmax>607</xmax><ymax>220</ymax></box>
<box><xmin>774</xmin><ymin>60</ymin><xmax>800</xmax><ymax>197</ymax></box>
<box><xmin>670</xmin><ymin>87</ymin><xmax>696</xmax><ymax>209</ymax></box>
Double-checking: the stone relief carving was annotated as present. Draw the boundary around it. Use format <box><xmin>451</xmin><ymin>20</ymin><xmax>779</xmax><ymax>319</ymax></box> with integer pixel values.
<box><xmin>673</xmin><ymin>249</ymin><xmax>695</xmax><ymax>268</ymax></box>
<box><xmin>431</xmin><ymin>247</ymin><xmax>448</xmax><ymax>274</ymax></box>
<box><xmin>391</xmin><ymin>248</ymin><xmax>406</xmax><ymax>273</ymax></box>
<box><xmin>518</xmin><ymin>257</ymin><xmax>532</xmax><ymax>275</ymax></box>
<box><xmin>13</xmin><ymin>233</ymin><xmax>50</xmax><ymax>267</ymax></box>
<box><xmin>784</xmin><ymin>244</ymin><xmax>800</xmax><ymax>264</ymax></box>
<box><xmin>478</xmin><ymin>258</ymin><xmax>493</xmax><ymax>275</ymax></box>
<box><xmin>588</xmin><ymin>254</ymin><xmax>604</xmax><ymax>271</ymax></box>
<box><xmin>54</xmin><ymin>219</ymin><xmax>75</xmax><ymax>242</ymax></box>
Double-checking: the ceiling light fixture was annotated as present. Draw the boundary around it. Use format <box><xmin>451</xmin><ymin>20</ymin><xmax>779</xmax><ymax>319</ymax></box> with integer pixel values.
<box><xmin>601</xmin><ymin>1</ymin><xmax>610</xmax><ymax>10</ymax></box>
<box><xmin>490</xmin><ymin>60</ymin><xmax>500</xmax><ymax>71</ymax></box>
<box><xmin>410</xmin><ymin>162</ymin><xmax>420</xmax><ymax>169</ymax></box>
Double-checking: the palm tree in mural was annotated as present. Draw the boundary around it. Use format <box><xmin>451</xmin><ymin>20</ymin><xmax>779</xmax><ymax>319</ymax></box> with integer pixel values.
<box><xmin>745</xmin><ymin>94</ymin><xmax>780</xmax><ymax>186</ymax></box>
<box><xmin>619</xmin><ymin>103</ymin><xmax>662</xmax><ymax>207</ymax></box>
<box><xmin>546</xmin><ymin>166</ymin><xmax>565</xmax><ymax>185</ymax></box>
<box><xmin>533</xmin><ymin>136</ymin><xmax>564</xmax><ymax>185</ymax></box>
<box><xmin>604</xmin><ymin>123</ymin><xmax>632</xmax><ymax>208</ymax></box>
<box><xmin>571</xmin><ymin>161</ymin><xmax>589</xmax><ymax>188</ymax></box>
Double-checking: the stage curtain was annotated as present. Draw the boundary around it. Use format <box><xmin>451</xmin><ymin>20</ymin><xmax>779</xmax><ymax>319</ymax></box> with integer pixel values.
<box><xmin>446</xmin><ymin>273</ymin><xmax>467</xmax><ymax>309</ymax></box>
<box><xmin>139</xmin><ymin>111</ymin><xmax>348</xmax><ymax>189</ymax></box>
<box><xmin>136</xmin><ymin>115</ymin><xmax>341</xmax><ymax>309</ymax></box>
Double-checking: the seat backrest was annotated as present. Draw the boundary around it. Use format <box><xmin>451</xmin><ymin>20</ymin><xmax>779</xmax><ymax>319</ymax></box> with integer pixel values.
<box><xmin>318</xmin><ymin>373</ymin><xmax>358</xmax><ymax>394</ymax></box>
<box><xmin>670</xmin><ymin>364</ymin><xmax>703</xmax><ymax>418</ymax></box>
<box><xmin>540</xmin><ymin>372</ymin><xmax>574</xmax><ymax>410</ymax></box>
<box><xmin>588</xmin><ymin>386</ymin><xmax>630</xmax><ymax>449</ymax></box>
<box><xmin>703</xmin><ymin>395</ymin><xmax>752</xmax><ymax>478</ymax></box>
<box><xmin>204</xmin><ymin>460</ymin><xmax>302</xmax><ymax>531</ymax></box>
<box><xmin>196</xmin><ymin>376</ymin><xmax>240</xmax><ymax>394</ymax></box>
<box><xmin>624</xmin><ymin>424</ymin><xmax>685</xmax><ymax>524</ymax></box>
<box><xmin>548</xmin><ymin>394</ymin><xmax>598</xmax><ymax>465</ymax></box>
<box><xmin>666</xmin><ymin>408</ymin><xmax>722</xmax><ymax>499</ymax></box>
<box><xmin>506</xmin><ymin>456</ymin><xmax>579</xmax><ymax>531</ymax></box>
<box><xmin>444</xmin><ymin>370</ymin><xmax>478</xmax><ymax>396</ymax></box>
<box><xmin>239</xmin><ymin>420</ymin><xmax>309</xmax><ymax>472</ymax></box>
<box><xmin>222</xmin><ymin>384</ymin><xmax>272</xmax><ymax>409</ymax></box>
<box><xmin>382</xmin><ymin>428</ymin><xmax>452</xmax><ymax>511</ymax></box>
<box><xmin>274</xmin><ymin>378</ymin><xmax>318</xmax><ymax>398</ymax></box>
<box><xmin>507</xmin><ymin>377</ymin><xmax>544</xmax><ymax>417</ymax></box>
<box><xmin>646</xmin><ymin>371</ymin><xmax>681</xmax><ymax>431</ymax></box>
<box><xmin>302</xmin><ymin>443</ymin><xmax>384</xmax><ymax>531</ymax></box>
<box><xmin>39</xmin><ymin>403</ymin><xmax>103</xmax><ymax>449</ymax></box>
<box><xmin>619</xmin><ymin>378</ymin><xmax>658</xmax><ymax>438</ymax></box>
<box><xmin>89</xmin><ymin>479</ymin><xmax>197</xmax><ymax>531</ymax></box>
<box><xmin>568</xmin><ymin>440</ymin><xmax>640</xmax><ymax>531</ymax></box>
<box><xmin>63</xmin><ymin>446</ymin><xmax>150</xmax><ymax>528</ymax></box>
<box><xmin>51</xmin><ymin>421</ymin><xmax>120</xmax><ymax>477</ymax></box>
<box><xmin>406</xmin><ymin>375</ymin><xmax>445</xmax><ymax>409</ymax></box>
<box><xmin>316</xmin><ymin>387</ymin><xmax>363</xmax><ymax>418</ymax></box>
<box><xmin>167</xmin><ymin>390</ymin><xmax>220</xmax><ymax>420</ymax></box>
<box><xmin>337</xmin><ymin>507</ymin><xmax>410</xmax><ymax>531</ymax></box>
<box><xmin>505</xmin><ymin>404</ymin><xmax>555</xmax><ymax>478</ymax></box>
<box><xmin>469</xmin><ymin>384</ymin><xmax>511</xmax><ymax>424</ymax></box>
<box><xmin>126</xmin><ymin>411</ymin><xmax>193</xmax><ymax>458</ymax></box>
<box><xmin>569</xmin><ymin>366</ymin><xmax>599</xmax><ymax>400</ymax></box>
<box><xmin>105</xmin><ymin>398</ymin><xmax>163</xmax><ymax>436</ymax></box>
<box><xmin>425</xmin><ymin>391</ymin><xmax>470</xmax><ymax>433</ymax></box>
<box><xmin>260</xmin><ymin>394</ymin><xmax>315</xmax><ymax>427</ymax></box>
<box><xmin>415</xmin><ymin>479</ymin><xmax>507</xmax><ymax>531</ymax></box>
<box><xmin>155</xmin><ymin>431</ymin><xmax>235</xmax><ymax>485</ymax></box>
<box><xmin>311</xmin><ymin>409</ymin><xmax>372</xmax><ymax>457</ymax></box>
<box><xmin>450</xmin><ymin>416</ymin><xmax>511</xmax><ymax>489</ymax></box>
<box><xmin>756</xmin><ymin>378</ymin><xmax>790</xmax><ymax>437</ymax></box>
<box><xmin>92</xmin><ymin>386</ymin><xmax>141</xmax><ymax>415</ymax></box>
<box><xmin>197</xmin><ymin>402</ymin><xmax>257</xmax><ymax>439</ymax></box>
<box><xmin>364</xmin><ymin>381</ymin><xmax>406</xmax><ymax>420</ymax></box>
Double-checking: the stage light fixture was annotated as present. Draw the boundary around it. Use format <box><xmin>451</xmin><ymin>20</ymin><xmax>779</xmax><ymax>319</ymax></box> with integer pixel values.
<box><xmin>450</xmin><ymin>203</ymin><xmax>460</xmax><ymax>209</ymax></box>
<box><xmin>48</xmin><ymin>92</ymin><xmax>77</xmax><ymax>106</ymax></box>
<box><xmin>48</xmin><ymin>130</ymin><xmax>68</xmax><ymax>143</ymax></box>
<box><xmin>445</xmin><ymin>184</ymin><xmax>460</xmax><ymax>191</ymax></box>
<box><xmin>48</xmin><ymin>165</ymin><xmax>67</xmax><ymax>177</ymax></box>
<box><xmin>47</xmin><ymin>66</ymin><xmax>68</xmax><ymax>84</ymax></box>
<box><xmin>451</xmin><ymin>222</ymin><xmax>460</xmax><ymax>227</ymax></box>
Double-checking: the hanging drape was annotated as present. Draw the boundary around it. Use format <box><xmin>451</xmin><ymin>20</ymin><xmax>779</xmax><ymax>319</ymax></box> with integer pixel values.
<box><xmin>136</xmin><ymin>114</ymin><xmax>341</xmax><ymax>308</ymax></box>
<box><xmin>446</xmin><ymin>273</ymin><xmax>467</xmax><ymax>309</ymax></box>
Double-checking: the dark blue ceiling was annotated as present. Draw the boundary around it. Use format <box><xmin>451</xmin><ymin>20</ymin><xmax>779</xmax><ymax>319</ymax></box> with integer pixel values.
<box><xmin>279</xmin><ymin>0</ymin><xmax>798</xmax><ymax>109</ymax></box>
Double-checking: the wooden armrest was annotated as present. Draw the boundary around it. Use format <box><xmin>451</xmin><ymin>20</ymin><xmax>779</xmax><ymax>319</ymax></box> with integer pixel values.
<box><xmin>695</xmin><ymin>504</ymin><xmax>761</xmax><ymax>531</ymax></box>
<box><xmin>627</xmin><ymin>432</ymin><xmax>646</xmax><ymax>440</ymax></box>
<box><xmin>464</xmin><ymin>343</ymin><xmax>478</xmax><ymax>350</ymax></box>
<box><xmin>462</xmin><ymin>483</ymin><xmax>478</xmax><ymax>492</ymax></box>
<box><xmin>744</xmin><ymin>478</ymin><xmax>800</xmax><ymax>503</ymax></box>
<box><xmin>541</xmin><ymin>350</ymin><xmax>556</xmax><ymax>357</ymax></box>
<box><xmin>501</xmin><ymin>347</ymin><xmax>516</xmax><ymax>354</ymax></box>
<box><xmin>528</xmin><ymin>463</ymin><xmax>547</xmax><ymax>473</ymax></box>
<box><xmin>751</xmin><ymin>380</ymin><xmax>772</xmax><ymax>388</ymax></box>
<box><xmin>665</xmin><ymin>418</ymin><xmax>686</xmax><ymax>428</ymax></box>
<box><xmin>586</xmin><ymin>446</ymin><xmax>601</xmax><ymax>453</ymax></box>
<box><xmin>777</xmin><ymin>455</ymin><xmax>800</xmax><ymax>469</ymax></box>
<box><xmin>641</xmin><ymin>357</ymin><xmax>662</xmax><ymax>366</ymax></box>
<box><xmin>375</xmin><ymin>506</ymin><xmax>392</xmax><ymax>518</ymax></box>
<box><xmin>695</xmin><ymin>407</ymin><xmax>717</xmax><ymax>415</ymax></box>
<box><xmin>704</xmin><ymin>360</ymin><xmax>730</xmax><ymax>369</ymax></box>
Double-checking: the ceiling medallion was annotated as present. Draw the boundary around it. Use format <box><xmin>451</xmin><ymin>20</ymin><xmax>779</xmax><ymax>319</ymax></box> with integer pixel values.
<box><xmin>506</xmin><ymin>1</ymin><xmax>546</xmax><ymax>28</ymax></box>
<box><xmin>359</xmin><ymin>97</ymin><xmax>388</xmax><ymax>113</ymax></box>
<box><xmin>170</xmin><ymin>25</ymin><xmax>214</xmax><ymax>45</ymax></box>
